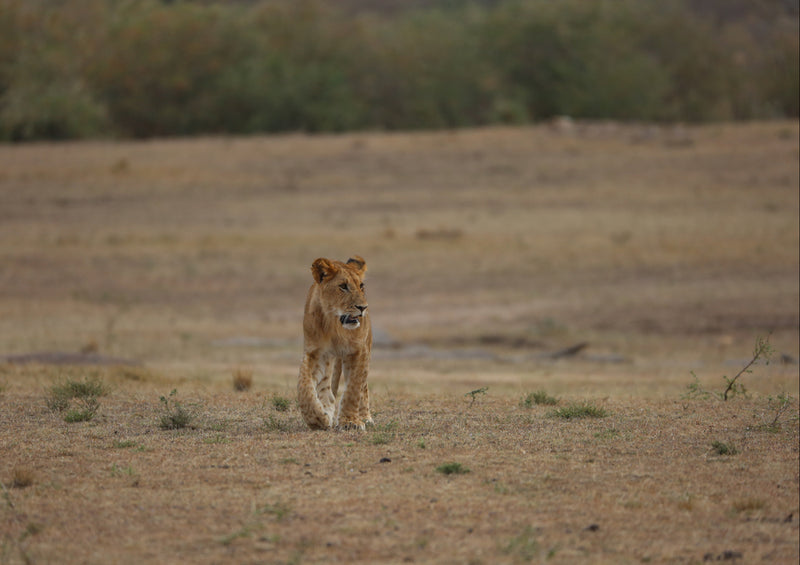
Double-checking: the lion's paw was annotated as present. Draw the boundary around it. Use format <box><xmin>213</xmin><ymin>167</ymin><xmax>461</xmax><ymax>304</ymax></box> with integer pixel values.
<box><xmin>336</xmin><ymin>419</ymin><xmax>366</xmax><ymax>432</ymax></box>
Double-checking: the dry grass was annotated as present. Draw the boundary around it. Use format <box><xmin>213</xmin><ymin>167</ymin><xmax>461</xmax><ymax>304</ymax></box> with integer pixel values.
<box><xmin>0</xmin><ymin>121</ymin><xmax>798</xmax><ymax>563</ymax></box>
<box><xmin>0</xmin><ymin>383</ymin><xmax>797</xmax><ymax>564</ymax></box>
<box><xmin>232</xmin><ymin>367</ymin><xmax>254</xmax><ymax>392</ymax></box>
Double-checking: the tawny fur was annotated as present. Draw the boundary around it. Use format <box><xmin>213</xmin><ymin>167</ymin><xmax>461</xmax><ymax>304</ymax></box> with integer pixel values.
<box><xmin>297</xmin><ymin>256</ymin><xmax>372</xmax><ymax>430</ymax></box>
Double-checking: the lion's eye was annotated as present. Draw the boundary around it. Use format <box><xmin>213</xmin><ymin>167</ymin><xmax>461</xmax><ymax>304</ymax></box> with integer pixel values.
<box><xmin>339</xmin><ymin>283</ymin><xmax>349</xmax><ymax>292</ymax></box>
<box><xmin>359</xmin><ymin>283</ymin><xmax>365</xmax><ymax>291</ymax></box>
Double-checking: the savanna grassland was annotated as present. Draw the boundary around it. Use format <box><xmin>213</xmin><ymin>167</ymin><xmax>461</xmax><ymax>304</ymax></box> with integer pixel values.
<box><xmin>1</xmin><ymin>121</ymin><xmax>799</xmax><ymax>563</ymax></box>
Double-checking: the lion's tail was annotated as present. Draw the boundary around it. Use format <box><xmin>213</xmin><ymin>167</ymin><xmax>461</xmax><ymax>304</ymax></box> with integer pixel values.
<box><xmin>297</xmin><ymin>360</ymin><xmax>331</xmax><ymax>430</ymax></box>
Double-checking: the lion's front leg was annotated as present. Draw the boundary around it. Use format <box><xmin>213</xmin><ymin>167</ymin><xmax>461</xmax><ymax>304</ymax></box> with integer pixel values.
<box><xmin>297</xmin><ymin>350</ymin><xmax>332</xmax><ymax>430</ymax></box>
<box><xmin>334</xmin><ymin>352</ymin><xmax>370</xmax><ymax>431</ymax></box>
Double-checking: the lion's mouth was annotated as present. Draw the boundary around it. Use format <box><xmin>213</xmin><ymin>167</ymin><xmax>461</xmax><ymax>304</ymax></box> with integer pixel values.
<box><xmin>340</xmin><ymin>314</ymin><xmax>362</xmax><ymax>329</ymax></box>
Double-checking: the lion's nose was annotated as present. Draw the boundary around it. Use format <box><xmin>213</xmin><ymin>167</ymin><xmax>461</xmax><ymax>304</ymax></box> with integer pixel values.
<box><xmin>356</xmin><ymin>305</ymin><xmax>367</xmax><ymax>314</ymax></box>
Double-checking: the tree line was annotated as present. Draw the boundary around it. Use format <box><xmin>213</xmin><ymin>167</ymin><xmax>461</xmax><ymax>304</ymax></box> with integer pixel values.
<box><xmin>0</xmin><ymin>0</ymin><xmax>797</xmax><ymax>141</ymax></box>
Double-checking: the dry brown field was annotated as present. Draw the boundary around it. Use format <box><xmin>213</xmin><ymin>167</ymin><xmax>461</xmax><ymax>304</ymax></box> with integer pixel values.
<box><xmin>1</xmin><ymin>121</ymin><xmax>798</xmax><ymax>564</ymax></box>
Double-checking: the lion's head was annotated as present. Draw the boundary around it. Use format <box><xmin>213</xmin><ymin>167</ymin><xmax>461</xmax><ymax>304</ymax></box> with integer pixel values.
<box><xmin>311</xmin><ymin>256</ymin><xmax>369</xmax><ymax>330</ymax></box>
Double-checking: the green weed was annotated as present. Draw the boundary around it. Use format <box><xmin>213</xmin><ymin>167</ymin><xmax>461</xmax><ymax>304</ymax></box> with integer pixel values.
<box><xmin>264</xmin><ymin>413</ymin><xmax>290</xmax><ymax>432</ymax></box>
<box><xmin>594</xmin><ymin>428</ymin><xmax>621</xmax><ymax>440</ymax></box>
<box><xmin>548</xmin><ymin>402</ymin><xmax>608</xmax><ymax>420</ymax></box>
<box><xmin>685</xmin><ymin>334</ymin><xmax>773</xmax><ymax>401</ymax></box>
<box><xmin>503</xmin><ymin>525</ymin><xmax>539</xmax><ymax>562</ymax></box>
<box><xmin>158</xmin><ymin>389</ymin><xmax>195</xmax><ymax>430</ymax></box>
<box><xmin>436</xmin><ymin>462</ymin><xmax>470</xmax><ymax>475</ymax></box>
<box><xmin>758</xmin><ymin>392</ymin><xmax>797</xmax><ymax>432</ymax></box>
<box><xmin>520</xmin><ymin>390</ymin><xmax>559</xmax><ymax>407</ymax></box>
<box><xmin>63</xmin><ymin>403</ymin><xmax>99</xmax><ymax>423</ymax></box>
<box><xmin>46</xmin><ymin>377</ymin><xmax>106</xmax><ymax>422</ymax></box>
<box><xmin>710</xmin><ymin>440</ymin><xmax>738</xmax><ymax>456</ymax></box>
<box><xmin>110</xmin><ymin>463</ymin><xmax>136</xmax><ymax>477</ymax></box>
<box><xmin>257</xmin><ymin>500</ymin><xmax>292</xmax><ymax>522</ymax></box>
<box><xmin>465</xmin><ymin>387</ymin><xmax>488</xmax><ymax>405</ymax></box>
<box><xmin>271</xmin><ymin>395</ymin><xmax>292</xmax><ymax>412</ymax></box>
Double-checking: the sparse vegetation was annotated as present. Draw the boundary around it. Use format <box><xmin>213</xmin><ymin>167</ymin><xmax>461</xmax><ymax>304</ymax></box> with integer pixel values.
<box><xmin>548</xmin><ymin>402</ymin><xmax>608</xmax><ymax>420</ymax></box>
<box><xmin>521</xmin><ymin>390</ymin><xmax>559</xmax><ymax>407</ymax></box>
<box><xmin>465</xmin><ymin>387</ymin><xmax>488</xmax><ymax>405</ymax></box>
<box><xmin>45</xmin><ymin>377</ymin><xmax>107</xmax><ymax>422</ymax></box>
<box><xmin>257</xmin><ymin>500</ymin><xmax>292</xmax><ymax>522</ymax></box>
<box><xmin>271</xmin><ymin>395</ymin><xmax>292</xmax><ymax>412</ymax></box>
<box><xmin>503</xmin><ymin>525</ymin><xmax>540</xmax><ymax>562</ymax></box>
<box><xmin>112</xmin><ymin>440</ymin><xmax>139</xmax><ymax>449</ymax></box>
<box><xmin>371</xmin><ymin>420</ymin><xmax>397</xmax><ymax>445</ymax></box>
<box><xmin>711</xmin><ymin>440</ymin><xmax>738</xmax><ymax>456</ymax></box>
<box><xmin>110</xmin><ymin>463</ymin><xmax>136</xmax><ymax>477</ymax></box>
<box><xmin>436</xmin><ymin>462</ymin><xmax>470</xmax><ymax>475</ymax></box>
<box><xmin>685</xmin><ymin>335</ymin><xmax>774</xmax><ymax>401</ymax></box>
<box><xmin>264</xmin><ymin>413</ymin><xmax>291</xmax><ymax>432</ymax></box>
<box><xmin>758</xmin><ymin>392</ymin><xmax>798</xmax><ymax>432</ymax></box>
<box><xmin>158</xmin><ymin>389</ymin><xmax>196</xmax><ymax>430</ymax></box>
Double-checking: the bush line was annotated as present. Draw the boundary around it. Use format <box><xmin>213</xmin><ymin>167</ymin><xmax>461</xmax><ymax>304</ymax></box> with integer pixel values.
<box><xmin>0</xmin><ymin>0</ymin><xmax>797</xmax><ymax>141</ymax></box>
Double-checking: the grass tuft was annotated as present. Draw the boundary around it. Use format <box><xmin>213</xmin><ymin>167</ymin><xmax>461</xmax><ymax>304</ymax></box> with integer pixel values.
<box><xmin>548</xmin><ymin>402</ymin><xmax>608</xmax><ymax>420</ymax></box>
<box><xmin>436</xmin><ymin>462</ymin><xmax>470</xmax><ymax>475</ymax></box>
<box><xmin>521</xmin><ymin>390</ymin><xmax>559</xmax><ymax>407</ymax></box>
<box><xmin>11</xmin><ymin>468</ymin><xmax>35</xmax><ymax>489</ymax></box>
<box><xmin>732</xmin><ymin>497</ymin><xmax>766</xmax><ymax>513</ymax></box>
<box><xmin>710</xmin><ymin>440</ymin><xmax>738</xmax><ymax>456</ymax></box>
<box><xmin>46</xmin><ymin>377</ymin><xmax>107</xmax><ymax>422</ymax></box>
<box><xmin>271</xmin><ymin>395</ymin><xmax>292</xmax><ymax>412</ymax></box>
<box><xmin>232</xmin><ymin>367</ymin><xmax>253</xmax><ymax>392</ymax></box>
<box><xmin>158</xmin><ymin>389</ymin><xmax>196</xmax><ymax>430</ymax></box>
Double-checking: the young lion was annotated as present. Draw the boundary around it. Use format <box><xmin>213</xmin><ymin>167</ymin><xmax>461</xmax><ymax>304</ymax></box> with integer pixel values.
<box><xmin>297</xmin><ymin>256</ymin><xmax>372</xmax><ymax>430</ymax></box>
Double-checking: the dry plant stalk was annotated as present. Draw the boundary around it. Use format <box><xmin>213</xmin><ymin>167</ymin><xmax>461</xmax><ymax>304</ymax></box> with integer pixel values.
<box><xmin>232</xmin><ymin>368</ymin><xmax>253</xmax><ymax>392</ymax></box>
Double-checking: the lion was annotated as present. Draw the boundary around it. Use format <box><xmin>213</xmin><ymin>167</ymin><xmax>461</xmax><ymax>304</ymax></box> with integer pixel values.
<box><xmin>297</xmin><ymin>256</ymin><xmax>372</xmax><ymax>430</ymax></box>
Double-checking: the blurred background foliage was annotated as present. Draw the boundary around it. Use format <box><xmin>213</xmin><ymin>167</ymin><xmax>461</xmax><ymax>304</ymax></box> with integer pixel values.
<box><xmin>0</xmin><ymin>0</ymin><xmax>797</xmax><ymax>140</ymax></box>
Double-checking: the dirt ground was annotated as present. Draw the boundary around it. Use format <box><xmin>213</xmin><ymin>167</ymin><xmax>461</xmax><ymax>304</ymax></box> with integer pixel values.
<box><xmin>1</xmin><ymin>121</ymin><xmax>798</xmax><ymax>563</ymax></box>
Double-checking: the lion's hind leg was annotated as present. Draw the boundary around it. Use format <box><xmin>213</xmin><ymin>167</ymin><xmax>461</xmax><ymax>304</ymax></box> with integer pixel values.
<box><xmin>359</xmin><ymin>381</ymin><xmax>373</xmax><ymax>427</ymax></box>
<box><xmin>316</xmin><ymin>357</ymin><xmax>337</xmax><ymax>423</ymax></box>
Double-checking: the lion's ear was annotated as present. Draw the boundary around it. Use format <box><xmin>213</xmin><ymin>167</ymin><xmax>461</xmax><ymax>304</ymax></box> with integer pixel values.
<box><xmin>346</xmin><ymin>256</ymin><xmax>367</xmax><ymax>275</ymax></box>
<box><xmin>311</xmin><ymin>258</ymin><xmax>337</xmax><ymax>283</ymax></box>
